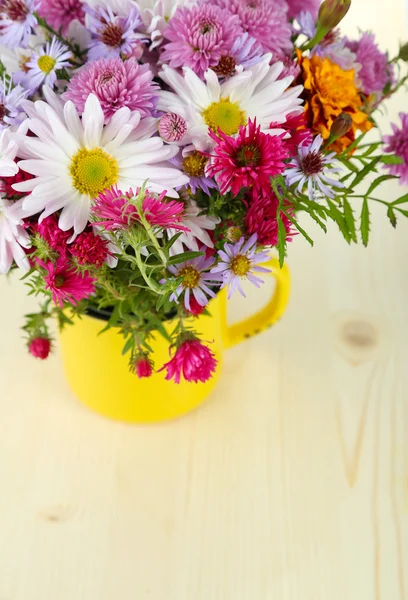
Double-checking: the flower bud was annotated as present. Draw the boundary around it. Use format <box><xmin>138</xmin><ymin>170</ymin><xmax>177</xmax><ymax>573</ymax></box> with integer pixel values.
<box><xmin>134</xmin><ymin>355</ymin><xmax>153</xmax><ymax>379</ymax></box>
<box><xmin>158</xmin><ymin>113</ymin><xmax>187</xmax><ymax>143</ymax></box>
<box><xmin>187</xmin><ymin>295</ymin><xmax>205</xmax><ymax>317</ymax></box>
<box><xmin>29</xmin><ymin>337</ymin><xmax>51</xmax><ymax>360</ymax></box>
<box><xmin>226</xmin><ymin>226</ymin><xmax>242</xmax><ymax>243</ymax></box>
<box><xmin>330</xmin><ymin>113</ymin><xmax>353</xmax><ymax>138</ymax></box>
<box><xmin>318</xmin><ymin>0</ymin><xmax>351</xmax><ymax>31</ymax></box>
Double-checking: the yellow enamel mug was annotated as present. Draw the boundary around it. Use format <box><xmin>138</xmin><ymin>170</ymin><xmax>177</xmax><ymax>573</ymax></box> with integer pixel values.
<box><xmin>59</xmin><ymin>258</ymin><xmax>290</xmax><ymax>422</ymax></box>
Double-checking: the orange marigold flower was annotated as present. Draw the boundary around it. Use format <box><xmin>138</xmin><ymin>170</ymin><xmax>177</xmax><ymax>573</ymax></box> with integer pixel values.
<box><xmin>297</xmin><ymin>50</ymin><xmax>373</xmax><ymax>152</ymax></box>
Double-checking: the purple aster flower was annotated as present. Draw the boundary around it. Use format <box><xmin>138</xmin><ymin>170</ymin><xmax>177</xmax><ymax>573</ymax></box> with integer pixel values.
<box><xmin>211</xmin><ymin>233</ymin><xmax>271</xmax><ymax>299</ymax></box>
<box><xmin>285</xmin><ymin>135</ymin><xmax>343</xmax><ymax>200</ymax></box>
<box><xmin>85</xmin><ymin>5</ymin><xmax>147</xmax><ymax>61</ymax></box>
<box><xmin>164</xmin><ymin>252</ymin><xmax>221</xmax><ymax>311</ymax></box>
<box><xmin>0</xmin><ymin>0</ymin><xmax>39</xmax><ymax>48</ymax></box>
<box><xmin>171</xmin><ymin>150</ymin><xmax>217</xmax><ymax>195</ymax></box>
<box><xmin>345</xmin><ymin>32</ymin><xmax>394</xmax><ymax>96</ymax></box>
<box><xmin>383</xmin><ymin>113</ymin><xmax>408</xmax><ymax>185</ymax></box>
<box><xmin>0</xmin><ymin>76</ymin><xmax>27</xmax><ymax>131</ymax></box>
<box><xmin>212</xmin><ymin>0</ymin><xmax>293</xmax><ymax>57</ymax></box>
<box><xmin>161</xmin><ymin>4</ymin><xmax>242</xmax><ymax>78</ymax></box>
<box><xmin>17</xmin><ymin>37</ymin><xmax>72</xmax><ymax>92</ymax></box>
<box><xmin>37</xmin><ymin>0</ymin><xmax>85</xmax><ymax>36</ymax></box>
<box><xmin>294</xmin><ymin>10</ymin><xmax>316</xmax><ymax>39</ymax></box>
<box><xmin>63</xmin><ymin>57</ymin><xmax>158</xmax><ymax>123</ymax></box>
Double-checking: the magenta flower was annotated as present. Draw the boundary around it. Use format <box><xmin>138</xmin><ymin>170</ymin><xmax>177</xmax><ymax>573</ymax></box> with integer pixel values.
<box><xmin>160</xmin><ymin>338</ymin><xmax>218</xmax><ymax>384</ymax></box>
<box><xmin>164</xmin><ymin>252</ymin><xmax>221</xmax><ymax>311</ymax></box>
<box><xmin>69</xmin><ymin>230</ymin><xmax>111</xmax><ymax>267</ymax></box>
<box><xmin>38</xmin><ymin>258</ymin><xmax>96</xmax><ymax>307</ymax></box>
<box><xmin>37</xmin><ymin>0</ymin><xmax>85</xmax><ymax>35</ymax></box>
<box><xmin>134</xmin><ymin>355</ymin><xmax>153</xmax><ymax>379</ymax></box>
<box><xmin>0</xmin><ymin>0</ymin><xmax>39</xmax><ymax>48</ymax></box>
<box><xmin>207</xmin><ymin>119</ymin><xmax>288</xmax><ymax>196</ymax></box>
<box><xmin>245</xmin><ymin>189</ymin><xmax>295</xmax><ymax>247</ymax></box>
<box><xmin>211</xmin><ymin>233</ymin><xmax>271</xmax><ymax>298</ymax></box>
<box><xmin>345</xmin><ymin>32</ymin><xmax>394</xmax><ymax>96</ymax></box>
<box><xmin>92</xmin><ymin>186</ymin><xmax>188</xmax><ymax>231</ymax></box>
<box><xmin>287</xmin><ymin>0</ymin><xmax>320</xmax><ymax>19</ymax></box>
<box><xmin>64</xmin><ymin>57</ymin><xmax>158</xmax><ymax>122</ymax></box>
<box><xmin>36</xmin><ymin>215</ymin><xmax>71</xmax><ymax>253</ymax></box>
<box><xmin>212</xmin><ymin>0</ymin><xmax>293</xmax><ymax>57</ymax></box>
<box><xmin>85</xmin><ymin>5</ymin><xmax>146</xmax><ymax>61</ymax></box>
<box><xmin>383</xmin><ymin>113</ymin><xmax>408</xmax><ymax>185</ymax></box>
<box><xmin>270</xmin><ymin>112</ymin><xmax>313</xmax><ymax>156</ymax></box>
<box><xmin>161</xmin><ymin>3</ymin><xmax>242</xmax><ymax>78</ymax></box>
<box><xmin>28</xmin><ymin>337</ymin><xmax>51</xmax><ymax>360</ymax></box>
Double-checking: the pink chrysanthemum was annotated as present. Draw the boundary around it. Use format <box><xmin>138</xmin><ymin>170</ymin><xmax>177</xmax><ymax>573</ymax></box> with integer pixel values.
<box><xmin>383</xmin><ymin>113</ymin><xmax>408</xmax><ymax>185</ymax></box>
<box><xmin>37</xmin><ymin>0</ymin><xmax>85</xmax><ymax>35</ymax></box>
<box><xmin>38</xmin><ymin>258</ymin><xmax>96</xmax><ymax>307</ymax></box>
<box><xmin>160</xmin><ymin>338</ymin><xmax>218</xmax><ymax>384</ymax></box>
<box><xmin>69</xmin><ymin>230</ymin><xmax>110</xmax><ymax>267</ymax></box>
<box><xmin>64</xmin><ymin>57</ymin><xmax>158</xmax><ymax>122</ymax></box>
<box><xmin>35</xmin><ymin>215</ymin><xmax>71</xmax><ymax>253</ymax></box>
<box><xmin>158</xmin><ymin>113</ymin><xmax>187</xmax><ymax>143</ymax></box>
<box><xmin>245</xmin><ymin>190</ymin><xmax>295</xmax><ymax>247</ymax></box>
<box><xmin>28</xmin><ymin>336</ymin><xmax>51</xmax><ymax>359</ymax></box>
<box><xmin>345</xmin><ymin>32</ymin><xmax>393</xmax><ymax>96</ymax></box>
<box><xmin>92</xmin><ymin>186</ymin><xmax>188</xmax><ymax>231</ymax></box>
<box><xmin>161</xmin><ymin>4</ymin><xmax>242</xmax><ymax>78</ymax></box>
<box><xmin>212</xmin><ymin>0</ymin><xmax>293</xmax><ymax>57</ymax></box>
<box><xmin>287</xmin><ymin>0</ymin><xmax>320</xmax><ymax>19</ymax></box>
<box><xmin>207</xmin><ymin>119</ymin><xmax>288</xmax><ymax>196</ymax></box>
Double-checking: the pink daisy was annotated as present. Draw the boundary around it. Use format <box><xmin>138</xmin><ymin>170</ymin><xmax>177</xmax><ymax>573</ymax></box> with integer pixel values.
<box><xmin>160</xmin><ymin>338</ymin><xmax>218</xmax><ymax>384</ymax></box>
<box><xmin>207</xmin><ymin>119</ymin><xmax>288</xmax><ymax>196</ymax></box>
<box><xmin>161</xmin><ymin>3</ymin><xmax>242</xmax><ymax>78</ymax></box>
<box><xmin>245</xmin><ymin>190</ymin><xmax>295</xmax><ymax>247</ymax></box>
<box><xmin>38</xmin><ymin>258</ymin><xmax>96</xmax><ymax>307</ymax></box>
<box><xmin>64</xmin><ymin>57</ymin><xmax>158</xmax><ymax>122</ymax></box>
<box><xmin>383</xmin><ymin>113</ymin><xmax>408</xmax><ymax>185</ymax></box>
<box><xmin>212</xmin><ymin>0</ymin><xmax>293</xmax><ymax>57</ymax></box>
<box><xmin>69</xmin><ymin>230</ymin><xmax>110</xmax><ymax>267</ymax></box>
<box><xmin>92</xmin><ymin>186</ymin><xmax>188</xmax><ymax>231</ymax></box>
<box><xmin>37</xmin><ymin>0</ymin><xmax>85</xmax><ymax>35</ymax></box>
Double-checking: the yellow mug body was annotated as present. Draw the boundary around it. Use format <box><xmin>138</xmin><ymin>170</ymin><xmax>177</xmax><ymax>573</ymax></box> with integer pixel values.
<box><xmin>59</xmin><ymin>259</ymin><xmax>290</xmax><ymax>423</ymax></box>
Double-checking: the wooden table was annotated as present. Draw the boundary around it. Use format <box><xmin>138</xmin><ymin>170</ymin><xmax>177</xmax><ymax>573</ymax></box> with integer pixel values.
<box><xmin>1</xmin><ymin>2</ymin><xmax>407</xmax><ymax>598</ymax></box>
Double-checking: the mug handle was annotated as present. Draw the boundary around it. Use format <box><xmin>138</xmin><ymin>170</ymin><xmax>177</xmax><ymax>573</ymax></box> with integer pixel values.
<box><xmin>222</xmin><ymin>258</ymin><xmax>291</xmax><ymax>349</ymax></box>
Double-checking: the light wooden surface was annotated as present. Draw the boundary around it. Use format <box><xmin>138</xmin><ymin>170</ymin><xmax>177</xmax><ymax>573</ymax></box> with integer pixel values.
<box><xmin>1</xmin><ymin>2</ymin><xmax>408</xmax><ymax>599</ymax></box>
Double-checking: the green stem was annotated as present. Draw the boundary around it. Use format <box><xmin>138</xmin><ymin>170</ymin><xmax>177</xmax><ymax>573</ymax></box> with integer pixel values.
<box><xmin>135</xmin><ymin>249</ymin><xmax>164</xmax><ymax>295</ymax></box>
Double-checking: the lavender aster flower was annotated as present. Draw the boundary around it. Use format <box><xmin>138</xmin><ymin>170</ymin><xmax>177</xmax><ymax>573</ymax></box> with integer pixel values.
<box><xmin>211</xmin><ymin>233</ymin><xmax>271</xmax><ymax>298</ymax></box>
<box><xmin>85</xmin><ymin>5</ymin><xmax>146</xmax><ymax>61</ymax></box>
<box><xmin>0</xmin><ymin>0</ymin><xmax>39</xmax><ymax>48</ymax></box>
<box><xmin>18</xmin><ymin>37</ymin><xmax>72</xmax><ymax>92</ymax></box>
<box><xmin>383</xmin><ymin>113</ymin><xmax>408</xmax><ymax>185</ymax></box>
<box><xmin>64</xmin><ymin>57</ymin><xmax>158</xmax><ymax>123</ymax></box>
<box><xmin>211</xmin><ymin>32</ymin><xmax>264</xmax><ymax>77</ymax></box>
<box><xmin>165</xmin><ymin>252</ymin><xmax>221</xmax><ymax>311</ymax></box>
<box><xmin>171</xmin><ymin>150</ymin><xmax>217</xmax><ymax>195</ymax></box>
<box><xmin>0</xmin><ymin>76</ymin><xmax>27</xmax><ymax>131</ymax></box>
<box><xmin>285</xmin><ymin>135</ymin><xmax>343</xmax><ymax>200</ymax></box>
<box><xmin>161</xmin><ymin>4</ymin><xmax>242</xmax><ymax>78</ymax></box>
<box><xmin>345</xmin><ymin>32</ymin><xmax>394</xmax><ymax>96</ymax></box>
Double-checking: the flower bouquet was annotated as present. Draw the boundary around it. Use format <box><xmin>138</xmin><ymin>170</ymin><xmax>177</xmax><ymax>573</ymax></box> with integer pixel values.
<box><xmin>0</xmin><ymin>0</ymin><xmax>407</xmax><ymax>415</ymax></box>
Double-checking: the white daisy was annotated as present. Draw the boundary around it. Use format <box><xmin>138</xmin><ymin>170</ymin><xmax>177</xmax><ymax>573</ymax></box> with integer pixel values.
<box><xmin>0</xmin><ymin>195</ymin><xmax>31</xmax><ymax>274</ymax></box>
<box><xmin>0</xmin><ymin>128</ymin><xmax>19</xmax><ymax>176</ymax></box>
<box><xmin>135</xmin><ymin>0</ymin><xmax>196</xmax><ymax>49</ymax></box>
<box><xmin>19</xmin><ymin>37</ymin><xmax>73</xmax><ymax>92</ymax></box>
<box><xmin>13</xmin><ymin>87</ymin><xmax>189</xmax><ymax>239</ymax></box>
<box><xmin>167</xmin><ymin>197</ymin><xmax>219</xmax><ymax>255</ymax></box>
<box><xmin>158</xmin><ymin>54</ymin><xmax>303</xmax><ymax>151</ymax></box>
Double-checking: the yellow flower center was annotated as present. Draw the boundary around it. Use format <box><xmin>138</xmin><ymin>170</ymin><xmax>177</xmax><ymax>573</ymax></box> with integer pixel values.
<box><xmin>179</xmin><ymin>266</ymin><xmax>201</xmax><ymax>289</ymax></box>
<box><xmin>37</xmin><ymin>55</ymin><xmax>57</xmax><ymax>74</ymax></box>
<box><xmin>70</xmin><ymin>148</ymin><xmax>118</xmax><ymax>197</ymax></box>
<box><xmin>202</xmin><ymin>97</ymin><xmax>246</xmax><ymax>136</ymax></box>
<box><xmin>230</xmin><ymin>255</ymin><xmax>250</xmax><ymax>277</ymax></box>
<box><xmin>182</xmin><ymin>151</ymin><xmax>208</xmax><ymax>177</ymax></box>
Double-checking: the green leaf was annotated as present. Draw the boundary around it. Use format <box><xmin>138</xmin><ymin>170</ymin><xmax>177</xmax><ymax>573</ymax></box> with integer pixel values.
<box><xmin>360</xmin><ymin>198</ymin><xmax>370</xmax><ymax>246</ymax></box>
<box><xmin>326</xmin><ymin>200</ymin><xmax>351</xmax><ymax>243</ymax></box>
<box><xmin>349</xmin><ymin>156</ymin><xmax>382</xmax><ymax>190</ymax></box>
<box><xmin>165</xmin><ymin>231</ymin><xmax>184</xmax><ymax>251</ymax></box>
<box><xmin>387</xmin><ymin>206</ymin><xmax>397</xmax><ymax>228</ymax></box>
<box><xmin>122</xmin><ymin>335</ymin><xmax>135</xmax><ymax>356</ymax></box>
<box><xmin>340</xmin><ymin>131</ymin><xmax>368</xmax><ymax>155</ymax></box>
<box><xmin>283</xmin><ymin>210</ymin><xmax>314</xmax><ymax>246</ymax></box>
<box><xmin>276</xmin><ymin>214</ymin><xmax>287</xmax><ymax>268</ymax></box>
<box><xmin>367</xmin><ymin>174</ymin><xmax>398</xmax><ymax>196</ymax></box>
<box><xmin>338</xmin><ymin>157</ymin><xmax>359</xmax><ymax>173</ymax></box>
<box><xmin>380</xmin><ymin>155</ymin><xmax>405</xmax><ymax>165</ymax></box>
<box><xmin>395</xmin><ymin>208</ymin><xmax>408</xmax><ymax>217</ymax></box>
<box><xmin>300</xmin><ymin>205</ymin><xmax>328</xmax><ymax>233</ymax></box>
<box><xmin>392</xmin><ymin>193</ymin><xmax>408</xmax><ymax>206</ymax></box>
<box><xmin>362</xmin><ymin>143</ymin><xmax>381</xmax><ymax>157</ymax></box>
<box><xmin>342</xmin><ymin>198</ymin><xmax>357</xmax><ymax>243</ymax></box>
<box><xmin>167</xmin><ymin>251</ymin><xmax>204</xmax><ymax>265</ymax></box>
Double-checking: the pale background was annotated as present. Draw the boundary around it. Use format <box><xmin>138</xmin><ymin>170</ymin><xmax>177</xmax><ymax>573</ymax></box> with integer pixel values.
<box><xmin>0</xmin><ymin>1</ymin><xmax>407</xmax><ymax>599</ymax></box>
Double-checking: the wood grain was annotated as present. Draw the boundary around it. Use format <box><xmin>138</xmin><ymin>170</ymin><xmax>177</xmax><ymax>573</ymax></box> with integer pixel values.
<box><xmin>0</xmin><ymin>1</ymin><xmax>407</xmax><ymax>598</ymax></box>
